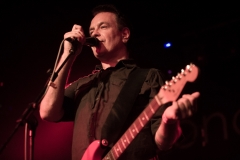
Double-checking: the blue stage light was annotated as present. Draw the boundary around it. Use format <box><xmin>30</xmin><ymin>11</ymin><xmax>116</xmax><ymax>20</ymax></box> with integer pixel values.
<box><xmin>164</xmin><ymin>42</ymin><xmax>171</xmax><ymax>48</ymax></box>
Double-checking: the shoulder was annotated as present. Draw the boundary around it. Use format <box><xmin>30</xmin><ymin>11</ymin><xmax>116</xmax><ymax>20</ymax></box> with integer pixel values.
<box><xmin>65</xmin><ymin>70</ymin><xmax>100</xmax><ymax>89</ymax></box>
<box><xmin>144</xmin><ymin>68</ymin><xmax>166</xmax><ymax>86</ymax></box>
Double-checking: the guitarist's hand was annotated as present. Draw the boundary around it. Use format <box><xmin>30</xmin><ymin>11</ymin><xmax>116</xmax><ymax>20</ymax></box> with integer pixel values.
<box><xmin>162</xmin><ymin>92</ymin><xmax>200</xmax><ymax>124</ymax></box>
<box><xmin>155</xmin><ymin>92</ymin><xmax>200</xmax><ymax>150</ymax></box>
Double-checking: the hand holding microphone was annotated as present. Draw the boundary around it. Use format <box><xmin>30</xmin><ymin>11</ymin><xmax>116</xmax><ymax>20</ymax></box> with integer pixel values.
<box><xmin>63</xmin><ymin>24</ymin><xmax>86</xmax><ymax>55</ymax></box>
<box><xmin>63</xmin><ymin>24</ymin><xmax>100</xmax><ymax>56</ymax></box>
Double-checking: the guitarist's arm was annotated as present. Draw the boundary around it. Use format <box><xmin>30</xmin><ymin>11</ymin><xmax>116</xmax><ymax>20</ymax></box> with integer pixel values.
<box><xmin>39</xmin><ymin>25</ymin><xmax>85</xmax><ymax>122</ymax></box>
<box><xmin>155</xmin><ymin>92</ymin><xmax>200</xmax><ymax>150</ymax></box>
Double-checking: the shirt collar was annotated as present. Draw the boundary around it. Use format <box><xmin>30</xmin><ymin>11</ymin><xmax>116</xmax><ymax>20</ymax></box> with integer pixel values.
<box><xmin>94</xmin><ymin>59</ymin><xmax>136</xmax><ymax>71</ymax></box>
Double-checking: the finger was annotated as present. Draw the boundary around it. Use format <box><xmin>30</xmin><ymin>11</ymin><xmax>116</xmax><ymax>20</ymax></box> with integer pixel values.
<box><xmin>177</xmin><ymin>100</ymin><xmax>191</xmax><ymax>119</ymax></box>
<box><xmin>182</xmin><ymin>92</ymin><xmax>200</xmax><ymax>99</ymax></box>
<box><xmin>72</xmin><ymin>24</ymin><xmax>83</xmax><ymax>31</ymax></box>
<box><xmin>182</xmin><ymin>92</ymin><xmax>199</xmax><ymax>105</ymax></box>
<box><xmin>162</xmin><ymin>101</ymin><xmax>179</xmax><ymax>123</ymax></box>
<box><xmin>178</xmin><ymin>96</ymin><xmax>198</xmax><ymax>117</ymax></box>
<box><xmin>72</xmin><ymin>31</ymin><xmax>85</xmax><ymax>41</ymax></box>
<box><xmin>69</xmin><ymin>24</ymin><xmax>85</xmax><ymax>38</ymax></box>
<box><xmin>192</xmin><ymin>92</ymin><xmax>200</xmax><ymax>98</ymax></box>
<box><xmin>64</xmin><ymin>31</ymin><xmax>85</xmax><ymax>43</ymax></box>
<box><xmin>65</xmin><ymin>31</ymin><xmax>84</xmax><ymax>38</ymax></box>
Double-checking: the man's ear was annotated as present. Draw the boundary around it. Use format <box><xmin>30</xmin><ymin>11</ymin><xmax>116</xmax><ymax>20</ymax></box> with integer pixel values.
<box><xmin>121</xmin><ymin>27</ymin><xmax>130</xmax><ymax>43</ymax></box>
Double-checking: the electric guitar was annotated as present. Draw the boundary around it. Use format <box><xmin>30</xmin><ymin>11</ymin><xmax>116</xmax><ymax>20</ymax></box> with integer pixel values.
<box><xmin>82</xmin><ymin>64</ymin><xmax>199</xmax><ymax>160</ymax></box>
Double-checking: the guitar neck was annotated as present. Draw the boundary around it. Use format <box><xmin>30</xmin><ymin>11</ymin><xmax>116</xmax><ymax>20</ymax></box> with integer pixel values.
<box><xmin>103</xmin><ymin>95</ymin><xmax>162</xmax><ymax>160</ymax></box>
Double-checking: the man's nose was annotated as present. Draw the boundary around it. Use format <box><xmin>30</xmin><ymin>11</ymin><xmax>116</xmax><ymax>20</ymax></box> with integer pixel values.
<box><xmin>91</xmin><ymin>29</ymin><xmax>100</xmax><ymax>37</ymax></box>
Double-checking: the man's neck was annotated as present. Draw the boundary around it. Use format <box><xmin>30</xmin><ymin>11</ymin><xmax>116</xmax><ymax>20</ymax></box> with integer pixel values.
<box><xmin>100</xmin><ymin>46</ymin><xmax>129</xmax><ymax>69</ymax></box>
<box><xmin>101</xmin><ymin>55</ymin><xmax>128</xmax><ymax>69</ymax></box>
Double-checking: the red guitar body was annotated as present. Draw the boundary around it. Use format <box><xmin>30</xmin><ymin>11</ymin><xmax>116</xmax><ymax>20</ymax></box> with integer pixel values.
<box><xmin>81</xmin><ymin>140</ymin><xmax>104</xmax><ymax>160</ymax></box>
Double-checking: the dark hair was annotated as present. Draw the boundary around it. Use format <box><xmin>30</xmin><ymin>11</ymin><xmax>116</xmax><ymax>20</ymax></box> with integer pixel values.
<box><xmin>92</xmin><ymin>4</ymin><xmax>129</xmax><ymax>30</ymax></box>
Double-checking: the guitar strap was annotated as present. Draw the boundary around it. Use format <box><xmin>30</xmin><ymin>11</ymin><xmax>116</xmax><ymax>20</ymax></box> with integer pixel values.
<box><xmin>101</xmin><ymin>67</ymin><xmax>150</xmax><ymax>147</ymax></box>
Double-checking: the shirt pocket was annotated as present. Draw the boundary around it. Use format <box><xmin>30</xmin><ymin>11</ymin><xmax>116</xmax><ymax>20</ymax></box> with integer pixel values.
<box><xmin>103</xmin><ymin>78</ymin><xmax>126</xmax><ymax>104</ymax></box>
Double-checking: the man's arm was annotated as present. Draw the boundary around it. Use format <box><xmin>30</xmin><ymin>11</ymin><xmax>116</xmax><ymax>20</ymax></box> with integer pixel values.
<box><xmin>155</xmin><ymin>92</ymin><xmax>200</xmax><ymax>150</ymax></box>
<box><xmin>39</xmin><ymin>24</ymin><xmax>85</xmax><ymax>122</ymax></box>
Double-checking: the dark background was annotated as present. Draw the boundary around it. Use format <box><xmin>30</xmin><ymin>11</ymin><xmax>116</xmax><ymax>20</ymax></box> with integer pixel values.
<box><xmin>0</xmin><ymin>1</ymin><xmax>240</xmax><ymax>160</ymax></box>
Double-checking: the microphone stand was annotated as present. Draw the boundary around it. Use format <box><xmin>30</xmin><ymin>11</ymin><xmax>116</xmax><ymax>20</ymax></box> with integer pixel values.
<box><xmin>0</xmin><ymin>39</ymin><xmax>78</xmax><ymax>160</ymax></box>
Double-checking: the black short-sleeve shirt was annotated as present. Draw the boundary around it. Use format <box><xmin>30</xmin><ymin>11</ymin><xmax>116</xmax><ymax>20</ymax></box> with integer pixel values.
<box><xmin>62</xmin><ymin>59</ymin><xmax>165</xmax><ymax>160</ymax></box>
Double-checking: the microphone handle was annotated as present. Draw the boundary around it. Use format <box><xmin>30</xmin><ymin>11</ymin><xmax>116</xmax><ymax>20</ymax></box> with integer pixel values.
<box><xmin>65</xmin><ymin>37</ymin><xmax>99</xmax><ymax>47</ymax></box>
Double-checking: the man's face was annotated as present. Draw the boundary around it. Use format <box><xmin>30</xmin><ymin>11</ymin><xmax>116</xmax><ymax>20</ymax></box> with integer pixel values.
<box><xmin>89</xmin><ymin>12</ymin><xmax>126</xmax><ymax>60</ymax></box>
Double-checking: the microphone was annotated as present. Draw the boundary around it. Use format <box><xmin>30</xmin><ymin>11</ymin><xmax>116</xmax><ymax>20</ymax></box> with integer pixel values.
<box><xmin>65</xmin><ymin>37</ymin><xmax>99</xmax><ymax>47</ymax></box>
<box><xmin>85</xmin><ymin>37</ymin><xmax>100</xmax><ymax>47</ymax></box>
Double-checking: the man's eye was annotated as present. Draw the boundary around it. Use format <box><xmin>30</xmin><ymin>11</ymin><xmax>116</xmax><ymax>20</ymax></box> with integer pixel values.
<box><xmin>101</xmin><ymin>25</ymin><xmax>107</xmax><ymax>29</ymax></box>
<box><xmin>89</xmin><ymin>30</ymin><xmax>94</xmax><ymax>35</ymax></box>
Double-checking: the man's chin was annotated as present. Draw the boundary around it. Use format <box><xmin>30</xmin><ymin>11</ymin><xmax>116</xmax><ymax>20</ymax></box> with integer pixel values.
<box><xmin>93</xmin><ymin>51</ymin><xmax>104</xmax><ymax>59</ymax></box>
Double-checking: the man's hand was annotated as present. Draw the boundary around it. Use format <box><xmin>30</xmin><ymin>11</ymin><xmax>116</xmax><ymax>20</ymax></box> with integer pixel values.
<box><xmin>162</xmin><ymin>92</ymin><xmax>200</xmax><ymax>124</ymax></box>
<box><xmin>63</xmin><ymin>24</ymin><xmax>85</xmax><ymax>55</ymax></box>
<box><xmin>155</xmin><ymin>92</ymin><xmax>200</xmax><ymax>150</ymax></box>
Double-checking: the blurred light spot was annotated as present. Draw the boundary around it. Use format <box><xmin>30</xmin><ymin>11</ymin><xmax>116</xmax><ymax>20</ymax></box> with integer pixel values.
<box><xmin>164</xmin><ymin>42</ymin><xmax>171</xmax><ymax>48</ymax></box>
<box><xmin>168</xmin><ymin>70</ymin><xmax>172</xmax><ymax>74</ymax></box>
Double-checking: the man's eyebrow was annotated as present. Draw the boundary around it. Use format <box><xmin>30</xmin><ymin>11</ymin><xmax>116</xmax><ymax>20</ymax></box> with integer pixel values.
<box><xmin>89</xmin><ymin>22</ymin><xmax>108</xmax><ymax>32</ymax></box>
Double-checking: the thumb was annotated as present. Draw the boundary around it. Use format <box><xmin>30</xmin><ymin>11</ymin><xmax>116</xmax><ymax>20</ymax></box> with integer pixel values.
<box><xmin>191</xmin><ymin>92</ymin><xmax>200</xmax><ymax>98</ymax></box>
<box><xmin>182</xmin><ymin>92</ymin><xmax>200</xmax><ymax>99</ymax></box>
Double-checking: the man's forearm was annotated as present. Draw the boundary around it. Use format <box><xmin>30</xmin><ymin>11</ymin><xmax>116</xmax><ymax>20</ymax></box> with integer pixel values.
<box><xmin>39</xmin><ymin>52</ymin><xmax>75</xmax><ymax>122</ymax></box>
<box><xmin>155</xmin><ymin>119</ymin><xmax>182</xmax><ymax>150</ymax></box>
